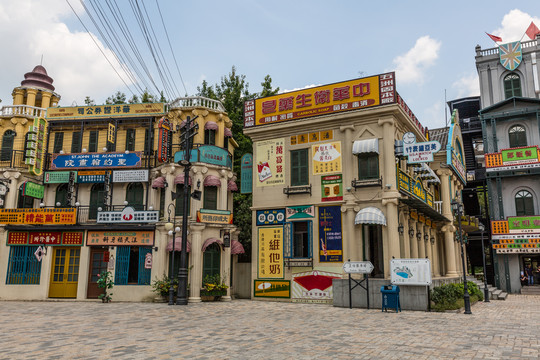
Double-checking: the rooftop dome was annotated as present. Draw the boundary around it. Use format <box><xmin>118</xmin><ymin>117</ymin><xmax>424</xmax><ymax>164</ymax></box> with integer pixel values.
<box><xmin>20</xmin><ymin>65</ymin><xmax>55</xmax><ymax>91</ymax></box>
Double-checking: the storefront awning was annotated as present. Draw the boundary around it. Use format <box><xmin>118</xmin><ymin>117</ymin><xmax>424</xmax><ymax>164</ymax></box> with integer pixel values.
<box><xmin>166</xmin><ymin>237</ymin><xmax>191</xmax><ymax>252</ymax></box>
<box><xmin>227</xmin><ymin>180</ymin><xmax>238</xmax><ymax>192</ymax></box>
<box><xmin>413</xmin><ymin>163</ymin><xmax>440</xmax><ymax>184</ymax></box>
<box><xmin>204</xmin><ymin>175</ymin><xmax>221</xmax><ymax>187</ymax></box>
<box><xmin>202</xmin><ymin>237</ymin><xmax>223</xmax><ymax>252</ymax></box>
<box><xmin>231</xmin><ymin>239</ymin><xmax>245</xmax><ymax>254</ymax></box>
<box><xmin>354</xmin><ymin>207</ymin><xmax>386</xmax><ymax>226</ymax></box>
<box><xmin>174</xmin><ymin>173</ymin><xmax>192</xmax><ymax>186</ymax></box>
<box><xmin>224</xmin><ymin>128</ymin><xmax>233</xmax><ymax>137</ymax></box>
<box><xmin>352</xmin><ymin>139</ymin><xmax>379</xmax><ymax>154</ymax></box>
<box><xmin>151</xmin><ymin>176</ymin><xmax>167</xmax><ymax>189</ymax></box>
<box><xmin>205</xmin><ymin>121</ymin><xmax>218</xmax><ymax>130</ymax></box>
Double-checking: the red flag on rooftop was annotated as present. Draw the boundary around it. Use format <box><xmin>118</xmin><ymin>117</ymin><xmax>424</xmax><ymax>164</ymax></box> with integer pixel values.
<box><xmin>526</xmin><ymin>21</ymin><xmax>540</xmax><ymax>40</ymax></box>
<box><xmin>486</xmin><ymin>32</ymin><xmax>502</xmax><ymax>43</ymax></box>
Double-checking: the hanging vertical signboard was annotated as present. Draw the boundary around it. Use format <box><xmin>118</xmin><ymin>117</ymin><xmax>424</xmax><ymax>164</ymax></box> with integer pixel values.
<box><xmin>318</xmin><ymin>206</ymin><xmax>343</xmax><ymax>262</ymax></box>
<box><xmin>157</xmin><ymin>117</ymin><xmax>170</xmax><ymax>163</ymax></box>
<box><xmin>241</xmin><ymin>153</ymin><xmax>253</xmax><ymax>194</ymax></box>
<box><xmin>25</xmin><ymin>117</ymin><xmax>48</xmax><ymax>176</ymax></box>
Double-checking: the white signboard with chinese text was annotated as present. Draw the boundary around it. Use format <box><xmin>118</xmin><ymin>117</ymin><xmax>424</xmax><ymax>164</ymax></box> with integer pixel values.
<box><xmin>390</xmin><ymin>258</ymin><xmax>432</xmax><ymax>285</ymax></box>
<box><xmin>343</xmin><ymin>261</ymin><xmax>374</xmax><ymax>274</ymax></box>
<box><xmin>112</xmin><ymin>169</ymin><xmax>149</xmax><ymax>183</ymax></box>
<box><xmin>97</xmin><ymin>207</ymin><xmax>159</xmax><ymax>223</ymax></box>
<box><xmin>403</xmin><ymin>132</ymin><xmax>441</xmax><ymax>164</ymax></box>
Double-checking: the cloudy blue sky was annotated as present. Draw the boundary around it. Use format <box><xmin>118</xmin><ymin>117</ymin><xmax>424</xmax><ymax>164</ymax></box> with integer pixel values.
<box><xmin>1</xmin><ymin>1</ymin><xmax>540</xmax><ymax>130</ymax></box>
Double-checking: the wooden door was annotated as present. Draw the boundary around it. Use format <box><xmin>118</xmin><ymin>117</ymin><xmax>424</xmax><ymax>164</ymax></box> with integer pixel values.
<box><xmin>49</xmin><ymin>247</ymin><xmax>80</xmax><ymax>298</ymax></box>
<box><xmin>87</xmin><ymin>248</ymin><xmax>108</xmax><ymax>298</ymax></box>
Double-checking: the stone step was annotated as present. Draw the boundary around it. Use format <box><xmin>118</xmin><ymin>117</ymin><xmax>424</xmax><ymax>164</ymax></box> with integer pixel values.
<box><xmin>521</xmin><ymin>287</ymin><xmax>540</xmax><ymax>295</ymax></box>
<box><xmin>491</xmin><ymin>289</ymin><xmax>502</xmax><ymax>300</ymax></box>
<box><xmin>497</xmin><ymin>292</ymin><xmax>508</xmax><ymax>300</ymax></box>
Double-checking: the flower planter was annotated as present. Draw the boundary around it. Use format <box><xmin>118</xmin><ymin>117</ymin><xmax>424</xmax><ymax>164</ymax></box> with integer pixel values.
<box><xmin>200</xmin><ymin>290</ymin><xmax>227</xmax><ymax>301</ymax></box>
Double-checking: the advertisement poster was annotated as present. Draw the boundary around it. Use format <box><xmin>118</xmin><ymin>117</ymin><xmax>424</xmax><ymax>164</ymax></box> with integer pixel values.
<box><xmin>312</xmin><ymin>142</ymin><xmax>342</xmax><ymax>175</ymax></box>
<box><xmin>286</xmin><ymin>205</ymin><xmax>315</xmax><ymax>220</ymax></box>
<box><xmin>291</xmin><ymin>269</ymin><xmax>341</xmax><ymax>304</ymax></box>
<box><xmin>256</xmin><ymin>209</ymin><xmax>286</xmax><ymax>226</ymax></box>
<box><xmin>256</xmin><ymin>138</ymin><xmax>285</xmax><ymax>187</ymax></box>
<box><xmin>318</xmin><ymin>206</ymin><xmax>343</xmax><ymax>262</ymax></box>
<box><xmin>258</xmin><ymin>226</ymin><xmax>284</xmax><ymax>279</ymax></box>
<box><xmin>321</xmin><ymin>174</ymin><xmax>343</xmax><ymax>202</ymax></box>
<box><xmin>253</xmin><ymin>280</ymin><xmax>290</xmax><ymax>298</ymax></box>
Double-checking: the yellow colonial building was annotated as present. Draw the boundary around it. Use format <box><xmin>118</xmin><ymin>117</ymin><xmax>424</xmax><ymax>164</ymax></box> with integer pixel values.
<box><xmin>0</xmin><ymin>65</ymin><xmax>244</xmax><ymax>302</ymax></box>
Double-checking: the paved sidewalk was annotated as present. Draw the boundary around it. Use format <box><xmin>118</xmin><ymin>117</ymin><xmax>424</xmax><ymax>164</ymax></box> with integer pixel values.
<box><xmin>0</xmin><ymin>295</ymin><xmax>539</xmax><ymax>359</ymax></box>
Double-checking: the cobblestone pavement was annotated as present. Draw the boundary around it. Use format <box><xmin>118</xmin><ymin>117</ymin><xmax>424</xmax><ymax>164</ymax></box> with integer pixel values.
<box><xmin>0</xmin><ymin>295</ymin><xmax>539</xmax><ymax>359</ymax></box>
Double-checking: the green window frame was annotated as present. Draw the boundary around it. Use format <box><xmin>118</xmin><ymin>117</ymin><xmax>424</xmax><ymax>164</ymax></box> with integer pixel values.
<box><xmin>55</xmin><ymin>184</ymin><xmax>69</xmax><ymax>207</ymax></box>
<box><xmin>504</xmin><ymin>73</ymin><xmax>522</xmax><ymax>99</ymax></box>
<box><xmin>53</xmin><ymin>132</ymin><xmax>64</xmax><ymax>153</ymax></box>
<box><xmin>291</xmin><ymin>148</ymin><xmax>309</xmax><ymax>186</ymax></box>
<box><xmin>357</xmin><ymin>153</ymin><xmax>379</xmax><ymax>180</ymax></box>
<box><xmin>205</xmin><ymin>129</ymin><xmax>216</xmax><ymax>145</ymax></box>
<box><xmin>1</xmin><ymin>130</ymin><xmax>16</xmax><ymax>162</ymax></box>
<box><xmin>203</xmin><ymin>186</ymin><xmax>218</xmax><ymax>210</ymax></box>
<box><xmin>89</xmin><ymin>183</ymin><xmax>105</xmax><ymax>220</ymax></box>
<box><xmin>114</xmin><ymin>246</ymin><xmax>151</xmax><ymax>285</ymax></box>
<box><xmin>284</xmin><ymin>221</ymin><xmax>312</xmax><ymax>259</ymax></box>
<box><xmin>515</xmin><ymin>190</ymin><xmax>534</xmax><ymax>216</ymax></box>
<box><xmin>202</xmin><ymin>243</ymin><xmax>221</xmax><ymax>283</ymax></box>
<box><xmin>125</xmin><ymin>183</ymin><xmax>144</xmax><ymax>210</ymax></box>
<box><xmin>6</xmin><ymin>246</ymin><xmax>42</xmax><ymax>284</ymax></box>
<box><xmin>126</xmin><ymin>128</ymin><xmax>136</xmax><ymax>151</ymax></box>
<box><xmin>71</xmin><ymin>132</ymin><xmax>82</xmax><ymax>153</ymax></box>
<box><xmin>89</xmin><ymin>131</ymin><xmax>99</xmax><ymax>152</ymax></box>
<box><xmin>509</xmin><ymin>125</ymin><xmax>527</xmax><ymax>148</ymax></box>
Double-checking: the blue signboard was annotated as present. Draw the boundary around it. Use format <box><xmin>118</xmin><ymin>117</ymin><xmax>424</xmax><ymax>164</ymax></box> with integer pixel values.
<box><xmin>174</xmin><ymin>145</ymin><xmax>232</xmax><ymax>168</ymax></box>
<box><xmin>256</xmin><ymin>209</ymin><xmax>286</xmax><ymax>226</ymax></box>
<box><xmin>50</xmin><ymin>152</ymin><xmax>142</xmax><ymax>170</ymax></box>
<box><xmin>318</xmin><ymin>206</ymin><xmax>343</xmax><ymax>263</ymax></box>
<box><xmin>241</xmin><ymin>153</ymin><xmax>253</xmax><ymax>194</ymax></box>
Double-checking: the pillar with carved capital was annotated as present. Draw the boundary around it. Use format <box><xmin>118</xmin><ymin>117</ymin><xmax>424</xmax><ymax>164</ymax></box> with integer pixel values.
<box><xmin>188</xmin><ymin>223</ymin><xmax>206</xmax><ymax>303</ymax></box>
<box><xmin>25</xmin><ymin>88</ymin><xmax>37</xmax><ymax>107</ymax></box>
<box><xmin>219</xmin><ymin>170</ymin><xmax>228</xmax><ymax>210</ymax></box>
<box><xmin>41</xmin><ymin>92</ymin><xmax>52</xmax><ymax>109</ymax></box>
<box><xmin>12</xmin><ymin>88</ymin><xmax>25</xmax><ymax>105</ymax></box>
<box><xmin>3</xmin><ymin>171</ymin><xmax>21</xmax><ymax>208</ymax></box>
<box><xmin>409</xmin><ymin>218</ymin><xmax>418</xmax><ymax>258</ymax></box>
<box><xmin>431</xmin><ymin>229</ymin><xmax>441</xmax><ymax>277</ymax></box>
<box><xmin>401</xmin><ymin>209</ymin><xmax>411</xmax><ymax>258</ymax></box>
<box><xmin>417</xmin><ymin>223</ymin><xmax>425</xmax><ymax>258</ymax></box>
<box><xmin>442</xmin><ymin>225</ymin><xmax>458</xmax><ymax>277</ymax></box>
<box><xmin>161</xmin><ymin>165</ymin><xmax>176</xmax><ymax>213</ymax></box>
<box><xmin>339</xmin><ymin>125</ymin><xmax>355</xmax><ymax>183</ymax></box>
<box><xmin>383</xmin><ymin>198</ymin><xmax>399</xmax><ymax>278</ymax></box>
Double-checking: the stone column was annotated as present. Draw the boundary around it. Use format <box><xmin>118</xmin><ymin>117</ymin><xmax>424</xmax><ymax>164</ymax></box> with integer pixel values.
<box><xmin>431</xmin><ymin>228</ymin><xmax>441</xmax><ymax>277</ymax></box>
<box><xmin>3</xmin><ymin>171</ymin><xmax>21</xmax><ymax>208</ymax></box>
<box><xmin>437</xmin><ymin>168</ymin><xmax>458</xmax><ymax>277</ymax></box>
<box><xmin>342</xmin><ymin>202</ymin><xmax>357</xmax><ymax>261</ymax></box>
<box><xmin>417</xmin><ymin>223</ymin><xmax>425</xmax><ymax>258</ymax></box>
<box><xmin>401</xmin><ymin>210</ymin><xmax>411</xmax><ymax>258</ymax></box>
<box><xmin>25</xmin><ymin>88</ymin><xmax>37</xmax><ymax>107</ymax></box>
<box><xmin>425</xmin><ymin>224</ymin><xmax>432</xmax><ymax>262</ymax></box>
<box><xmin>339</xmin><ymin>125</ymin><xmax>355</xmax><ymax>183</ymax></box>
<box><xmin>221</xmin><ymin>226</ymin><xmax>234</xmax><ymax>302</ymax></box>
<box><xmin>409</xmin><ymin>219</ymin><xmax>418</xmax><ymax>258</ymax></box>
<box><xmin>219</xmin><ymin>169</ymin><xmax>228</xmax><ymax>210</ymax></box>
<box><xmin>161</xmin><ymin>164</ymin><xmax>176</xmax><ymax>216</ymax></box>
<box><xmin>188</xmin><ymin>223</ymin><xmax>206</xmax><ymax>303</ymax></box>
<box><xmin>41</xmin><ymin>92</ymin><xmax>52</xmax><ymax>109</ymax></box>
<box><xmin>13</xmin><ymin>88</ymin><xmax>25</xmax><ymax>105</ymax></box>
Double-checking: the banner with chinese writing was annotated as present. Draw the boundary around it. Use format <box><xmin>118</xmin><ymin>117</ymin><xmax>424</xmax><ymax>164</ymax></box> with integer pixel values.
<box><xmin>492</xmin><ymin>216</ymin><xmax>540</xmax><ymax>235</ymax></box>
<box><xmin>197</xmin><ymin>209</ymin><xmax>233</xmax><ymax>224</ymax></box>
<box><xmin>241</xmin><ymin>153</ymin><xmax>253</xmax><ymax>194</ymax></box>
<box><xmin>46</xmin><ymin>103</ymin><xmax>165</xmax><ymax>120</ymax></box>
<box><xmin>107</xmin><ymin>123</ymin><xmax>116</xmax><ymax>143</ymax></box>
<box><xmin>7</xmin><ymin>231</ymin><xmax>83</xmax><ymax>246</ymax></box>
<box><xmin>286</xmin><ymin>205</ymin><xmax>315</xmax><ymax>220</ymax></box>
<box><xmin>321</xmin><ymin>174</ymin><xmax>343</xmax><ymax>202</ymax></box>
<box><xmin>86</xmin><ymin>231</ymin><xmax>154</xmax><ymax>246</ymax></box>
<box><xmin>256</xmin><ymin>138</ymin><xmax>285</xmax><ymax>187</ymax></box>
<box><xmin>77</xmin><ymin>170</ymin><xmax>106</xmax><ymax>183</ymax></box>
<box><xmin>0</xmin><ymin>208</ymin><xmax>76</xmax><ymax>225</ymax></box>
<box><xmin>112</xmin><ymin>170</ymin><xmax>148</xmax><ymax>182</ymax></box>
<box><xmin>50</xmin><ymin>152</ymin><xmax>142</xmax><ymax>170</ymax></box>
<box><xmin>291</xmin><ymin>130</ymin><xmax>333</xmax><ymax>145</ymax></box>
<box><xmin>291</xmin><ymin>269</ymin><xmax>341</xmax><ymax>304</ymax></box>
<box><xmin>22</xmin><ymin>181</ymin><xmax>44</xmax><ymax>198</ymax></box>
<box><xmin>246</xmin><ymin>73</ymin><xmax>395</xmax><ymax>127</ymax></box>
<box><xmin>501</xmin><ymin>146</ymin><xmax>540</xmax><ymax>165</ymax></box>
<box><xmin>318</xmin><ymin>206</ymin><xmax>343</xmax><ymax>262</ymax></box>
<box><xmin>253</xmin><ymin>280</ymin><xmax>290</xmax><ymax>298</ymax></box>
<box><xmin>25</xmin><ymin>117</ymin><xmax>48</xmax><ymax>176</ymax></box>
<box><xmin>44</xmin><ymin>171</ymin><xmax>77</xmax><ymax>184</ymax></box>
<box><xmin>312</xmin><ymin>142</ymin><xmax>342</xmax><ymax>175</ymax></box>
<box><xmin>258</xmin><ymin>226</ymin><xmax>284</xmax><ymax>279</ymax></box>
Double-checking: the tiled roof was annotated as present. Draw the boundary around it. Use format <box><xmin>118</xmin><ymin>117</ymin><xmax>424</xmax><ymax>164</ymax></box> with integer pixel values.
<box><xmin>428</xmin><ymin>127</ymin><xmax>449</xmax><ymax>149</ymax></box>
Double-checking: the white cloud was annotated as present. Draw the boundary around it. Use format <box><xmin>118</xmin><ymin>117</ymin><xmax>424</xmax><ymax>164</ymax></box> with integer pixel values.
<box><xmin>452</xmin><ymin>73</ymin><xmax>480</xmax><ymax>98</ymax></box>
<box><xmin>391</xmin><ymin>36</ymin><xmax>441</xmax><ymax>85</ymax></box>
<box><xmin>279</xmin><ymin>84</ymin><xmax>320</xmax><ymax>94</ymax></box>
<box><xmin>491</xmin><ymin>9</ymin><xmax>540</xmax><ymax>43</ymax></box>
<box><xmin>0</xmin><ymin>0</ymin><xmax>131</xmax><ymax>106</ymax></box>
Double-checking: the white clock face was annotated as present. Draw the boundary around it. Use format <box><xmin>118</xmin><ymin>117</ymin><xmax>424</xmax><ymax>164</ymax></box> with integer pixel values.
<box><xmin>403</xmin><ymin>132</ymin><xmax>416</xmax><ymax>144</ymax></box>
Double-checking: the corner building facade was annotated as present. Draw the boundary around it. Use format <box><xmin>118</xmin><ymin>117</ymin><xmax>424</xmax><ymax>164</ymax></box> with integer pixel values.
<box><xmin>244</xmin><ymin>73</ymin><xmax>466</xmax><ymax>305</ymax></box>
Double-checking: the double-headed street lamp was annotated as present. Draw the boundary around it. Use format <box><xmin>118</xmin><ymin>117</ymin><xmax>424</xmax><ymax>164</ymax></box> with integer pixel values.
<box><xmin>451</xmin><ymin>198</ymin><xmax>472</xmax><ymax>314</ymax></box>
<box><xmin>165</xmin><ymin>203</ymin><xmax>181</xmax><ymax>305</ymax></box>
<box><xmin>479</xmin><ymin>222</ymin><xmax>490</xmax><ymax>302</ymax></box>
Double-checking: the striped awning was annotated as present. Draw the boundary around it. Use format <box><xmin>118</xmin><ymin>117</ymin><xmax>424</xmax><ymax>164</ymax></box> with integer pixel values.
<box><xmin>204</xmin><ymin>175</ymin><xmax>221</xmax><ymax>187</ymax></box>
<box><xmin>417</xmin><ymin>163</ymin><xmax>441</xmax><ymax>184</ymax></box>
<box><xmin>224</xmin><ymin>128</ymin><xmax>233</xmax><ymax>137</ymax></box>
<box><xmin>231</xmin><ymin>239</ymin><xmax>245</xmax><ymax>254</ymax></box>
<box><xmin>151</xmin><ymin>176</ymin><xmax>167</xmax><ymax>189</ymax></box>
<box><xmin>354</xmin><ymin>207</ymin><xmax>387</xmax><ymax>226</ymax></box>
<box><xmin>352</xmin><ymin>139</ymin><xmax>379</xmax><ymax>154</ymax></box>
<box><xmin>174</xmin><ymin>173</ymin><xmax>192</xmax><ymax>185</ymax></box>
<box><xmin>227</xmin><ymin>180</ymin><xmax>238</xmax><ymax>191</ymax></box>
<box><xmin>167</xmin><ymin>237</ymin><xmax>191</xmax><ymax>252</ymax></box>
<box><xmin>205</xmin><ymin>121</ymin><xmax>218</xmax><ymax>130</ymax></box>
<box><xmin>202</xmin><ymin>237</ymin><xmax>223</xmax><ymax>252</ymax></box>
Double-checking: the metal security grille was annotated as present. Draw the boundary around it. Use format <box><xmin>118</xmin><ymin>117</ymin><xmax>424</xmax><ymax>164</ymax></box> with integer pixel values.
<box><xmin>6</xmin><ymin>246</ymin><xmax>41</xmax><ymax>284</ymax></box>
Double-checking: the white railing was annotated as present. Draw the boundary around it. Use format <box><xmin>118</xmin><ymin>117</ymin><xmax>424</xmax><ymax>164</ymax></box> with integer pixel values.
<box><xmin>169</xmin><ymin>96</ymin><xmax>226</xmax><ymax>112</ymax></box>
<box><xmin>434</xmin><ymin>201</ymin><xmax>443</xmax><ymax>214</ymax></box>
<box><xmin>0</xmin><ymin>105</ymin><xmax>46</xmax><ymax>118</ymax></box>
<box><xmin>476</xmin><ymin>37</ymin><xmax>538</xmax><ymax>57</ymax></box>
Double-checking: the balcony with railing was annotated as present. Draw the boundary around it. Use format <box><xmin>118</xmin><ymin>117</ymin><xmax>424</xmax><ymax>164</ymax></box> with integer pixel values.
<box><xmin>169</xmin><ymin>96</ymin><xmax>226</xmax><ymax>112</ymax></box>
<box><xmin>0</xmin><ymin>105</ymin><xmax>46</xmax><ymax>118</ymax></box>
<box><xmin>0</xmin><ymin>150</ymin><xmax>28</xmax><ymax>169</ymax></box>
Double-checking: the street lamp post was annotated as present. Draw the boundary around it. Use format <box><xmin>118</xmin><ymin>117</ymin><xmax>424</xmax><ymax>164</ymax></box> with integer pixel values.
<box><xmin>451</xmin><ymin>199</ymin><xmax>472</xmax><ymax>314</ymax></box>
<box><xmin>479</xmin><ymin>223</ymin><xmax>490</xmax><ymax>302</ymax></box>
<box><xmin>165</xmin><ymin>203</ymin><xmax>181</xmax><ymax>305</ymax></box>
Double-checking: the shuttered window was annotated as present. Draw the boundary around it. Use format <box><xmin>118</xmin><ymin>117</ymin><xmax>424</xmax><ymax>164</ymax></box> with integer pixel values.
<box><xmin>126</xmin><ymin>128</ymin><xmax>136</xmax><ymax>151</ymax></box>
<box><xmin>291</xmin><ymin>149</ymin><xmax>309</xmax><ymax>186</ymax></box>
<box><xmin>6</xmin><ymin>246</ymin><xmax>41</xmax><ymax>284</ymax></box>
<box><xmin>71</xmin><ymin>132</ymin><xmax>82</xmax><ymax>153</ymax></box>
<box><xmin>53</xmin><ymin>132</ymin><xmax>64</xmax><ymax>153</ymax></box>
<box><xmin>115</xmin><ymin>246</ymin><xmax>151</xmax><ymax>285</ymax></box>
<box><xmin>89</xmin><ymin>131</ymin><xmax>99</xmax><ymax>152</ymax></box>
<box><xmin>203</xmin><ymin>186</ymin><xmax>218</xmax><ymax>210</ymax></box>
<box><xmin>357</xmin><ymin>154</ymin><xmax>379</xmax><ymax>179</ymax></box>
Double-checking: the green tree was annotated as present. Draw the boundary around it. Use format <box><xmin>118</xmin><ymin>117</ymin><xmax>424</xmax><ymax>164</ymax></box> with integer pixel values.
<box><xmin>129</xmin><ymin>94</ymin><xmax>139</xmax><ymax>104</ymax></box>
<box><xmin>105</xmin><ymin>91</ymin><xmax>127</xmax><ymax>105</ymax></box>
<box><xmin>84</xmin><ymin>96</ymin><xmax>95</xmax><ymax>106</ymax></box>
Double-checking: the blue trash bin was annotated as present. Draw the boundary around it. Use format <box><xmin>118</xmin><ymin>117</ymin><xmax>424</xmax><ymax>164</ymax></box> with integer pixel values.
<box><xmin>381</xmin><ymin>285</ymin><xmax>401</xmax><ymax>312</ymax></box>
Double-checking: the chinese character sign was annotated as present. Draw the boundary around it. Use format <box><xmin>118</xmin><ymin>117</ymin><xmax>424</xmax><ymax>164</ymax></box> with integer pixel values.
<box><xmin>25</xmin><ymin>117</ymin><xmax>48</xmax><ymax>176</ymax></box>
<box><xmin>241</xmin><ymin>153</ymin><xmax>253</xmax><ymax>194</ymax></box>
<box><xmin>501</xmin><ymin>146</ymin><xmax>540</xmax><ymax>165</ymax></box>
<box><xmin>312</xmin><ymin>142</ymin><xmax>342</xmax><ymax>175</ymax></box>
<box><xmin>258</xmin><ymin>227</ymin><xmax>284</xmax><ymax>279</ymax></box>
<box><xmin>256</xmin><ymin>138</ymin><xmax>285</xmax><ymax>187</ymax></box>
<box><xmin>0</xmin><ymin>209</ymin><xmax>77</xmax><ymax>225</ymax></box>
<box><xmin>50</xmin><ymin>152</ymin><xmax>142</xmax><ymax>170</ymax></box>
<box><xmin>86</xmin><ymin>231</ymin><xmax>154</xmax><ymax>246</ymax></box>
<box><xmin>318</xmin><ymin>206</ymin><xmax>343</xmax><ymax>262</ymax></box>
<box><xmin>46</xmin><ymin>103</ymin><xmax>165</xmax><ymax>119</ymax></box>
<box><xmin>321</xmin><ymin>174</ymin><xmax>343</xmax><ymax>202</ymax></box>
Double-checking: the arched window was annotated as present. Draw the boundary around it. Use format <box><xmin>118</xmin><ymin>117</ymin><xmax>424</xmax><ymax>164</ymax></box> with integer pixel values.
<box><xmin>1</xmin><ymin>130</ymin><xmax>16</xmax><ymax>162</ymax></box>
<box><xmin>509</xmin><ymin>125</ymin><xmax>527</xmax><ymax>148</ymax></box>
<box><xmin>55</xmin><ymin>184</ymin><xmax>69</xmax><ymax>207</ymax></box>
<box><xmin>202</xmin><ymin>243</ymin><xmax>221</xmax><ymax>283</ymax></box>
<box><xmin>203</xmin><ymin>186</ymin><xmax>218</xmax><ymax>210</ymax></box>
<box><xmin>504</xmin><ymin>73</ymin><xmax>522</xmax><ymax>98</ymax></box>
<box><xmin>89</xmin><ymin>183</ymin><xmax>105</xmax><ymax>220</ymax></box>
<box><xmin>515</xmin><ymin>190</ymin><xmax>534</xmax><ymax>216</ymax></box>
<box><xmin>125</xmin><ymin>183</ymin><xmax>144</xmax><ymax>210</ymax></box>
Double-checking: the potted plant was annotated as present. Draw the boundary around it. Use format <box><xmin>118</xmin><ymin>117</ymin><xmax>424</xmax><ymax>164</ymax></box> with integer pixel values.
<box><xmin>151</xmin><ymin>275</ymin><xmax>178</xmax><ymax>301</ymax></box>
<box><xmin>97</xmin><ymin>270</ymin><xmax>114</xmax><ymax>303</ymax></box>
<box><xmin>200</xmin><ymin>274</ymin><xmax>228</xmax><ymax>300</ymax></box>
